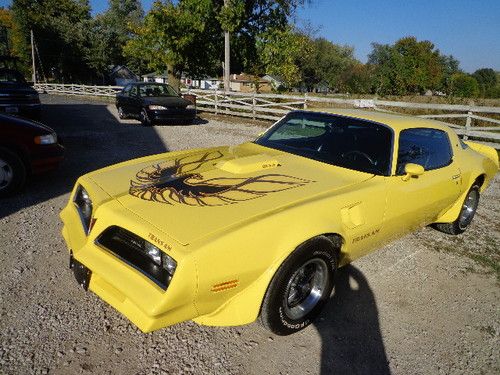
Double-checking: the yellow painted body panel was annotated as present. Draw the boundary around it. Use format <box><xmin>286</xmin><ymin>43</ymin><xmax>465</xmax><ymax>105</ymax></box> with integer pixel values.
<box><xmin>60</xmin><ymin>109</ymin><xmax>498</xmax><ymax>331</ymax></box>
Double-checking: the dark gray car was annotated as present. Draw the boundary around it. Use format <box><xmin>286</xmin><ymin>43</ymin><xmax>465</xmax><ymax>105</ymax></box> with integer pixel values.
<box><xmin>115</xmin><ymin>82</ymin><xmax>196</xmax><ymax>126</ymax></box>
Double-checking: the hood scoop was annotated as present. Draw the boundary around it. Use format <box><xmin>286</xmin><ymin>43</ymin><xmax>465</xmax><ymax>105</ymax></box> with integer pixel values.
<box><xmin>216</xmin><ymin>154</ymin><xmax>279</xmax><ymax>174</ymax></box>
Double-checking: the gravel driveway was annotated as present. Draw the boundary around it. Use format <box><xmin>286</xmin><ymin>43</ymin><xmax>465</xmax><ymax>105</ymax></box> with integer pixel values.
<box><xmin>0</xmin><ymin>95</ymin><xmax>498</xmax><ymax>375</ymax></box>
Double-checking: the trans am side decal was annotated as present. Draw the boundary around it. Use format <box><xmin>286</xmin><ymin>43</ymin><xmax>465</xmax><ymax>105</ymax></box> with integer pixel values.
<box><xmin>129</xmin><ymin>151</ymin><xmax>313</xmax><ymax>206</ymax></box>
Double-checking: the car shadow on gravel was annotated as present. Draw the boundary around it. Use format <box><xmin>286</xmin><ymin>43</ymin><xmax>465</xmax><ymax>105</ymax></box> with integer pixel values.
<box><xmin>153</xmin><ymin>116</ymin><xmax>210</xmax><ymax>126</ymax></box>
<box><xmin>0</xmin><ymin>99</ymin><xmax>169</xmax><ymax>219</ymax></box>
<box><xmin>315</xmin><ymin>265</ymin><xmax>391</xmax><ymax>375</ymax></box>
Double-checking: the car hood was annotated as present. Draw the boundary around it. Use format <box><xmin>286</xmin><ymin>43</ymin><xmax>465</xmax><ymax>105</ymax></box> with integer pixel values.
<box><xmin>142</xmin><ymin>96</ymin><xmax>190</xmax><ymax>107</ymax></box>
<box><xmin>0</xmin><ymin>113</ymin><xmax>54</xmax><ymax>134</ymax></box>
<box><xmin>87</xmin><ymin>142</ymin><xmax>373</xmax><ymax>246</ymax></box>
<box><xmin>0</xmin><ymin>83</ymin><xmax>38</xmax><ymax>95</ymax></box>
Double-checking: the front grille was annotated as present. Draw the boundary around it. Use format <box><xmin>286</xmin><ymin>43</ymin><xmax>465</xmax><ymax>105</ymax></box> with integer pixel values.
<box><xmin>96</xmin><ymin>226</ymin><xmax>170</xmax><ymax>289</ymax></box>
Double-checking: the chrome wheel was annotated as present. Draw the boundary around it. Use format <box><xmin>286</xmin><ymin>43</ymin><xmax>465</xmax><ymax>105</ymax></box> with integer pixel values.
<box><xmin>458</xmin><ymin>188</ymin><xmax>479</xmax><ymax>229</ymax></box>
<box><xmin>0</xmin><ymin>158</ymin><xmax>13</xmax><ymax>191</ymax></box>
<box><xmin>284</xmin><ymin>258</ymin><xmax>329</xmax><ymax>320</ymax></box>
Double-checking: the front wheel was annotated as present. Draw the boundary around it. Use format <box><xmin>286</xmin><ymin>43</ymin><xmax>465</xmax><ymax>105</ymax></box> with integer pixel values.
<box><xmin>260</xmin><ymin>236</ymin><xmax>337</xmax><ymax>336</ymax></box>
<box><xmin>434</xmin><ymin>184</ymin><xmax>480</xmax><ymax>235</ymax></box>
<box><xmin>117</xmin><ymin>106</ymin><xmax>126</xmax><ymax>119</ymax></box>
<box><xmin>140</xmin><ymin>108</ymin><xmax>152</xmax><ymax>126</ymax></box>
<box><xmin>0</xmin><ymin>148</ymin><xmax>27</xmax><ymax>198</ymax></box>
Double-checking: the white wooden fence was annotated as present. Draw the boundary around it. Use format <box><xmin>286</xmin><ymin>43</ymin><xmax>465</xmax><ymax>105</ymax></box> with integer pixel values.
<box><xmin>34</xmin><ymin>83</ymin><xmax>500</xmax><ymax>149</ymax></box>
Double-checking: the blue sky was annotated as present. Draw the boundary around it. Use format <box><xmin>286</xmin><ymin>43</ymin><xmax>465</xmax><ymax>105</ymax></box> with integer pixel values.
<box><xmin>1</xmin><ymin>0</ymin><xmax>498</xmax><ymax>72</ymax></box>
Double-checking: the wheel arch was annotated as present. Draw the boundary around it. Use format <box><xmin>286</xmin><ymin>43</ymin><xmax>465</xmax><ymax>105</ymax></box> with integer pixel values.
<box><xmin>0</xmin><ymin>143</ymin><xmax>31</xmax><ymax>174</ymax></box>
<box><xmin>193</xmin><ymin>232</ymin><xmax>345</xmax><ymax>328</ymax></box>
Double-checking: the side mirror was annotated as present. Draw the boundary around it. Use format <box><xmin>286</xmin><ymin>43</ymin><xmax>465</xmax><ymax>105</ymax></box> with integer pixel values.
<box><xmin>402</xmin><ymin>163</ymin><xmax>424</xmax><ymax>181</ymax></box>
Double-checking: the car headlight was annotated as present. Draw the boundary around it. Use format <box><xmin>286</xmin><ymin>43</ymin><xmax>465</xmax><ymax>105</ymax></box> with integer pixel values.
<box><xmin>144</xmin><ymin>241</ymin><xmax>177</xmax><ymax>274</ymax></box>
<box><xmin>74</xmin><ymin>186</ymin><xmax>93</xmax><ymax>234</ymax></box>
<box><xmin>97</xmin><ymin>226</ymin><xmax>177</xmax><ymax>289</ymax></box>
<box><xmin>149</xmin><ymin>105</ymin><xmax>167</xmax><ymax>110</ymax></box>
<box><xmin>186</xmin><ymin>104</ymin><xmax>196</xmax><ymax>110</ymax></box>
<box><xmin>34</xmin><ymin>133</ymin><xmax>57</xmax><ymax>145</ymax></box>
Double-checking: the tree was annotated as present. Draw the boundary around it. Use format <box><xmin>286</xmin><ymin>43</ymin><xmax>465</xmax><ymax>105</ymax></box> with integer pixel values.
<box><xmin>81</xmin><ymin>0</ymin><xmax>144</xmax><ymax>82</ymax></box>
<box><xmin>256</xmin><ymin>27</ymin><xmax>311</xmax><ymax>89</ymax></box>
<box><xmin>11</xmin><ymin>0</ymin><xmax>94</xmax><ymax>82</ymax></box>
<box><xmin>472</xmin><ymin>68</ymin><xmax>497</xmax><ymax>97</ymax></box>
<box><xmin>450</xmin><ymin>73</ymin><xmax>479</xmax><ymax>98</ymax></box>
<box><xmin>124</xmin><ymin>0</ymin><xmax>308</xmax><ymax>87</ymax></box>
<box><xmin>368</xmin><ymin>36</ymin><xmax>447</xmax><ymax>96</ymax></box>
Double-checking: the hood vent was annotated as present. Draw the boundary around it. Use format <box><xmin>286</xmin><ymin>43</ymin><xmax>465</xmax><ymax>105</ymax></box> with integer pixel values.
<box><xmin>216</xmin><ymin>154</ymin><xmax>279</xmax><ymax>174</ymax></box>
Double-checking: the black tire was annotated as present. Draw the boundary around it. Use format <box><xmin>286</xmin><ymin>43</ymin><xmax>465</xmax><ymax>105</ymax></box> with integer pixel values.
<box><xmin>0</xmin><ymin>148</ymin><xmax>27</xmax><ymax>198</ymax></box>
<box><xmin>260</xmin><ymin>236</ymin><xmax>338</xmax><ymax>336</ymax></box>
<box><xmin>140</xmin><ymin>108</ymin><xmax>152</xmax><ymax>126</ymax></box>
<box><xmin>433</xmin><ymin>184</ymin><xmax>480</xmax><ymax>235</ymax></box>
<box><xmin>117</xmin><ymin>106</ymin><xmax>126</xmax><ymax>119</ymax></box>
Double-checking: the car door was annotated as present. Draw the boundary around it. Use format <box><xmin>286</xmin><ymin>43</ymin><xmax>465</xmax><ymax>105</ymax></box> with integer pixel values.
<box><xmin>384</xmin><ymin>128</ymin><xmax>462</xmax><ymax>237</ymax></box>
<box><xmin>128</xmin><ymin>85</ymin><xmax>142</xmax><ymax>116</ymax></box>
<box><xmin>118</xmin><ymin>84</ymin><xmax>131</xmax><ymax>114</ymax></box>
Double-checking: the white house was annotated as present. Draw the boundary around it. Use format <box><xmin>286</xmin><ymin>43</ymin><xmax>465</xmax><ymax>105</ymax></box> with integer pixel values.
<box><xmin>142</xmin><ymin>72</ymin><xmax>169</xmax><ymax>84</ymax></box>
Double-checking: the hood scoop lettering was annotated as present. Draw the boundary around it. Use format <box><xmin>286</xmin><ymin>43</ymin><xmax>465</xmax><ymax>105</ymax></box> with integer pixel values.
<box><xmin>216</xmin><ymin>154</ymin><xmax>279</xmax><ymax>174</ymax></box>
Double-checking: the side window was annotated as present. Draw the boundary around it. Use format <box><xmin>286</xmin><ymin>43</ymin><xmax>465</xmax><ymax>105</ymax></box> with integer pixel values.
<box><xmin>130</xmin><ymin>85</ymin><xmax>138</xmax><ymax>97</ymax></box>
<box><xmin>122</xmin><ymin>85</ymin><xmax>131</xmax><ymax>96</ymax></box>
<box><xmin>396</xmin><ymin>128</ymin><xmax>453</xmax><ymax>174</ymax></box>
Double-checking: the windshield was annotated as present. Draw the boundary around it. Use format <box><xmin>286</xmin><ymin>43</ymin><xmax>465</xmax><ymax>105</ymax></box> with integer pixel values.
<box><xmin>0</xmin><ymin>70</ymin><xmax>26</xmax><ymax>84</ymax></box>
<box><xmin>255</xmin><ymin>112</ymin><xmax>393</xmax><ymax>176</ymax></box>
<box><xmin>138</xmin><ymin>84</ymin><xmax>178</xmax><ymax>97</ymax></box>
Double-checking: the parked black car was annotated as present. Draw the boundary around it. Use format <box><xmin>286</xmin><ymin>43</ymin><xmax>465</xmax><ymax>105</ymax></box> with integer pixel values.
<box><xmin>0</xmin><ymin>69</ymin><xmax>41</xmax><ymax>119</ymax></box>
<box><xmin>0</xmin><ymin>114</ymin><xmax>64</xmax><ymax>197</ymax></box>
<box><xmin>115</xmin><ymin>82</ymin><xmax>196</xmax><ymax>126</ymax></box>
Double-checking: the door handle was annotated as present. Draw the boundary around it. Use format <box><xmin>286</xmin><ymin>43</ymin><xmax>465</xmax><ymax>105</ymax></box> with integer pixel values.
<box><xmin>452</xmin><ymin>174</ymin><xmax>461</xmax><ymax>180</ymax></box>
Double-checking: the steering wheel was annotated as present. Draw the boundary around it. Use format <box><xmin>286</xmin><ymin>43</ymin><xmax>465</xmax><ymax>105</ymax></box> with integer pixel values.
<box><xmin>342</xmin><ymin>150</ymin><xmax>376</xmax><ymax>166</ymax></box>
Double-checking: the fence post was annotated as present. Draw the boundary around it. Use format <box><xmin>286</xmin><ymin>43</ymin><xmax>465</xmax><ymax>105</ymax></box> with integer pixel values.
<box><xmin>214</xmin><ymin>89</ymin><xmax>218</xmax><ymax>115</ymax></box>
<box><xmin>252</xmin><ymin>93</ymin><xmax>256</xmax><ymax>120</ymax></box>
<box><xmin>464</xmin><ymin>111</ymin><xmax>472</xmax><ymax>140</ymax></box>
<box><xmin>303</xmin><ymin>92</ymin><xmax>308</xmax><ymax>110</ymax></box>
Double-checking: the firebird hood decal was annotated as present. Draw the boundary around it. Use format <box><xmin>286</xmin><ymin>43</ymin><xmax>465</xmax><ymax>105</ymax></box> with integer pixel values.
<box><xmin>129</xmin><ymin>151</ymin><xmax>313</xmax><ymax>206</ymax></box>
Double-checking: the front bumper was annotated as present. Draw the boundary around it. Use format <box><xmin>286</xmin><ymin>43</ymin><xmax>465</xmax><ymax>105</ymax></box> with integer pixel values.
<box><xmin>0</xmin><ymin>102</ymin><xmax>41</xmax><ymax>118</ymax></box>
<box><xmin>30</xmin><ymin>143</ymin><xmax>65</xmax><ymax>174</ymax></box>
<box><xmin>60</xmin><ymin>184</ymin><xmax>198</xmax><ymax>332</ymax></box>
<box><xmin>147</xmin><ymin>108</ymin><xmax>196</xmax><ymax>123</ymax></box>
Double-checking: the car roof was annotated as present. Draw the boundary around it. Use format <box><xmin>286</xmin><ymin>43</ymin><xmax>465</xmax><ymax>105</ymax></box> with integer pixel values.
<box><xmin>302</xmin><ymin>108</ymin><xmax>451</xmax><ymax>132</ymax></box>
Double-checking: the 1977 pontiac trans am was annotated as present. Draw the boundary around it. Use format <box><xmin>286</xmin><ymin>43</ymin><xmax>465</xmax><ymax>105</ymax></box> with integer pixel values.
<box><xmin>60</xmin><ymin>109</ymin><xmax>498</xmax><ymax>335</ymax></box>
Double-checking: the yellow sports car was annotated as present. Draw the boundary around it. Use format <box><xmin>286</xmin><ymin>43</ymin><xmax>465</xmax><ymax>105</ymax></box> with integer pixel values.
<box><xmin>60</xmin><ymin>109</ymin><xmax>498</xmax><ymax>335</ymax></box>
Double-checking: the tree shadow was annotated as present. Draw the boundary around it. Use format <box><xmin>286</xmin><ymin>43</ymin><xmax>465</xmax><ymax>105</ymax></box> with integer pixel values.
<box><xmin>314</xmin><ymin>265</ymin><xmax>391</xmax><ymax>375</ymax></box>
<box><xmin>0</xmin><ymin>96</ymin><xmax>169</xmax><ymax>219</ymax></box>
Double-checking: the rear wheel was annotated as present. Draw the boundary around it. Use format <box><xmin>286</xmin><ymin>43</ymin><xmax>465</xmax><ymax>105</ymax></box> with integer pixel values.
<box><xmin>260</xmin><ymin>236</ymin><xmax>337</xmax><ymax>335</ymax></box>
<box><xmin>0</xmin><ymin>148</ymin><xmax>27</xmax><ymax>198</ymax></box>
<box><xmin>434</xmin><ymin>184</ymin><xmax>480</xmax><ymax>235</ymax></box>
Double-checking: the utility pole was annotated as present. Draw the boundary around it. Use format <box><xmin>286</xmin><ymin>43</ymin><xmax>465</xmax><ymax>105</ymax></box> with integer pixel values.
<box><xmin>30</xmin><ymin>29</ymin><xmax>36</xmax><ymax>84</ymax></box>
<box><xmin>223</xmin><ymin>0</ymin><xmax>230</xmax><ymax>92</ymax></box>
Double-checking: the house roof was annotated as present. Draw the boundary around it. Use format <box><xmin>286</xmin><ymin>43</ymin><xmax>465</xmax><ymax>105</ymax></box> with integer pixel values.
<box><xmin>231</xmin><ymin>73</ymin><xmax>268</xmax><ymax>83</ymax></box>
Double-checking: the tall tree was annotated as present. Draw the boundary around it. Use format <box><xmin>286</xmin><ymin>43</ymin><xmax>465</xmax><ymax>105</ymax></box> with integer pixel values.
<box><xmin>90</xmin><ymin>0</ymin><xmax>144</xmax><ymax>71</ymax></box>
<box><xmin>368</xmin><ymin>36</ymin><xmax>446</xmax><ymax>95</ymax></box>
<box><xmin>124</xmin><ymin>0</ymin><xmax>308</xmax><ymax>84</ymax></box>
<box><xmin>11</xmin><ymin>0</ymin><xmax>93</xmax><ymax>82</ymax></box>
<box><xmin>472</xmin><ymin>68</ymin><xmax>497</xmax><ymax>97</ymax></box>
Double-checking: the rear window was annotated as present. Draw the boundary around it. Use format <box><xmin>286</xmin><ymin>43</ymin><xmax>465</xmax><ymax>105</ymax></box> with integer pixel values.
<box><xmin>396</xmin><ymin>128</ymin><xmax>453</xmax><ymax>174</ymax></box>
